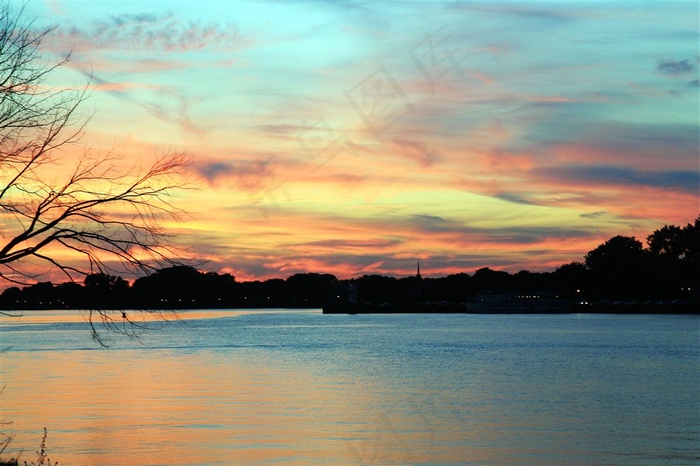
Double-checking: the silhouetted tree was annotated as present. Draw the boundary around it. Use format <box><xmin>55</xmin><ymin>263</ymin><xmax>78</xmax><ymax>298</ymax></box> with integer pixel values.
<box><xmin>0</xmin><ymin>3</ymin><xmax>191</xmax><ymax>285</ymax></box>
<box><xmin>584</xmin><ymin>235</ymin><xmax>648</xmax><ymax>298</ymax></box>
<box><xmin>19</xmin><ymin>281</ymin><xmax>53</xmax><ymax>308</ymax></box>
<box><xmin>585</xmin><ymin>235</ymin><xmax>644</xmax><ymax>271</ymax></box>
<box><xmin>554</xmin><ymin>261</ymin><xmax>589</xmax><ymax>296</ymax></box>
<box><xmin>422</xmin><ymin>272</ymin><xmax>471</xmax><ymax>301</ymax></box>
<box><xmin>681</xmin><ymin>215</ymin><xmax>700</xmax><ymax>266</ymax></box>
<box><xmin>644</xmin><ymin>216</ymin><xmax>700</xmax><ymax>298</ymax></box>
<box><xmin>647</xmin><ymin>225</ymin><xmax>685</xmax><ymax>259</ymax></box>
<box><xmin>472</xmin><ymin>267</ymin><xmax>510</xmax><ymax>291</ymax></box>
<box><xmin>512</xmin><ymin>270</ymin><xmax>553</xmax><ymax>291</ymax></box>
<box><xmin>131</xmin><ymin>266</ymin><xmax>197</xmax><ymax>308</ymax></box>
<box><xmin>651</xmin><ymin>215</ymin><xmax>700</xmax><ymax>266</ymax></box>
<box><xmin>200</xmin><ymin>271</ymin><xmax>237</xmax><ymax>307</ymax></box>
<box><xmin>356</xmin><ymin>274</ymin><xmax>398</xmax><ymax>304</ymax></box>
<box><xmin>53</xmin><ymin>281</ymin><xmax>82</xmax><ymax>308</ymax></box>
<box><xmin>397</xmin><ymin>275</ymin><xmax>422</xmax><ymax>304</ymax></box>
<box><xmin>0</xmin><ymin>3</ymin><xmax>192</xmax><ymax>340</ymax></box>
<box><xmin>83</xmin><ymin>273</ymin><xmax>128</xmax><ymax>308</ymax></box>
<box><xmin>0</xmin><ymin>286</ymin><xmax>21</xmax><ymax>310</ymax></box>
<box><xmin>256</xmin><ymin>278</ymin><xmax>288</xmax><ymax>306</ymax></box>
<box><xmin>286</xmin><ymin>273</ymin><xmax>337</xmax><ymax>306</ymax></box>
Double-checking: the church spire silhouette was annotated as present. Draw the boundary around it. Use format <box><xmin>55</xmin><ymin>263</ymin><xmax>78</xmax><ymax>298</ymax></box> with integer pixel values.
<box><xmin>417</xmin><ymin>260</ymin><xmax>422</xmax><ymax>280</ymax></box>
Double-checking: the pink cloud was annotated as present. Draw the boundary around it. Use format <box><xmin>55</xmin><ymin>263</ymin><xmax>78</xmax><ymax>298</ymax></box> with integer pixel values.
<box><xmin>92</xmin><ymin>81</ymin><xmax>162</xmax><ymax>93</ymax></box>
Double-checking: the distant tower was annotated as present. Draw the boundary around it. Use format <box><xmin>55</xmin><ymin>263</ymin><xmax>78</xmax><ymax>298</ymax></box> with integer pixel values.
<box><xmin>416</xmin><ymin>260</ymin><xmax>422</xmax><ymax>280</ymax></box>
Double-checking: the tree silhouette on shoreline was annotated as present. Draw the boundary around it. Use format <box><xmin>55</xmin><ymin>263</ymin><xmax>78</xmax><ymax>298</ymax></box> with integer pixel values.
<box><xmin>2</xmin><ymin>215</ymin><xmax>698</xmax><ymax>313</ymax></box>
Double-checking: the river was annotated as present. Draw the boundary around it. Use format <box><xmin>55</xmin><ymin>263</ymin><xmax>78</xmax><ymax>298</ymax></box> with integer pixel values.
<box><xmin>1</xmin><ymin>310</ymin><xmax>698</xmax><ymax>465</ymax></box>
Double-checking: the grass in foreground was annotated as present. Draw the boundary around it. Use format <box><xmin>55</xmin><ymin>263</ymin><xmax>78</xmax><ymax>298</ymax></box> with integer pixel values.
<box><xmin>0</xmin><ymin>428</ymin><xmax>58</xmax><ymax>466</ymax></box>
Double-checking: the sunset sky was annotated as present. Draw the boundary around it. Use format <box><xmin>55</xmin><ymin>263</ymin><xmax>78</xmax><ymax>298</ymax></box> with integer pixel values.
<box><xmin>14</xmin><ymin>0</ymin><xmax>700</xmax><ymax>281</ymax></box>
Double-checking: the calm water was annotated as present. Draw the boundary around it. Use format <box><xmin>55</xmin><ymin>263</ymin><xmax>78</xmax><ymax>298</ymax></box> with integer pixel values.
<box><xmin>1</xmin><ymin>310</ymin><xmax>698</xmax><ymax>465</ymax></box>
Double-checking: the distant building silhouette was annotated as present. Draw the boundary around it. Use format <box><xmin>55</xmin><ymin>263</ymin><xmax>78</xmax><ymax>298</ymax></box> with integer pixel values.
<box><xmin>348</xmin><ymin>281</ymin><xmax>358</xmax><ymax>305</ymax></box>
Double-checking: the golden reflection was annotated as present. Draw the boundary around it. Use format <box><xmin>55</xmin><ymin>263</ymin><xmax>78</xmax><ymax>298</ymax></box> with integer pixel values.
<box><xmin>2</xmin><ymin>340</ymin><xmax>482</xmax><ymax>465</ymax></box>
<box><xmin>1</xmin><ymin>311</ymin><xmax>498</xmax><ymax>465</ymax></box>
<box><xmin>0</xmin><ymin>309</ymin><xmax>312</xmax><ymax>326</ymax></box>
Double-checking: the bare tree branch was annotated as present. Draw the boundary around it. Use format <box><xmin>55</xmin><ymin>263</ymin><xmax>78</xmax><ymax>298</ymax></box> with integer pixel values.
<box><xmin>0</xmin><ymin>2</ymin><xmax>194</xmax><ymax>339</ymax></box>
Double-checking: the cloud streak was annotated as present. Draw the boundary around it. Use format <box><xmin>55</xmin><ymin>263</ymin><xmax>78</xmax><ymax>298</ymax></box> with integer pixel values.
<box><xmin>56</xmin><ymin>12</ymin><xmax>252</xmax><ymax>54</ymax></box>
<box><xmin>656</xmin><ymin>58</ymin><xmax>698</xmax><ymax>76</ymax></box>
<box><xmin>536</xmin><ymin>166</ymin><xmax>699</xmax><ymax>194</ymax></box>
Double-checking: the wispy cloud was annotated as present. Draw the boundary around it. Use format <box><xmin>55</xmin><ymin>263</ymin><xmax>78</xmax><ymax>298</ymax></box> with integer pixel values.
<box><xmin>537</xmin><ymin>166</ymin><xmax>699</xmax><ymax>194</ymax></box>
<box><xmin>194</xmin><ymin>159</ymin><xmax>275</xmax><ymax>192</ymax></box>
<box><xmin>391</xmin><ymin>138</ymin><xmax>441</xmax><ymax>167</ymax></box>
<box><xmin>656</xmin><ymin>58</ymin><xmax>698</xmax><ymax>76</ymax></box>
<box><xmin>56</xmin><ymin>12</ymin><xmax>253</xmax><ymax>54</ymax></box>
<box><xmin>579</xmin><ymin>211</ymin><xmax>607</xmax><ymax>219</ymax></box>
<box><xmin>468</xmin><ymin>4</ymin><xmax>575</xmax><ymax>24</ymax></box>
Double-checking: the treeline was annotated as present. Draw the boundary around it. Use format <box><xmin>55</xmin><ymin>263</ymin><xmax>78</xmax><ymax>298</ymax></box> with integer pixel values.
<box><xmin>1</xmin><ymin>216</ymin><xmax>698</xmax><ymax>310</ymax></box>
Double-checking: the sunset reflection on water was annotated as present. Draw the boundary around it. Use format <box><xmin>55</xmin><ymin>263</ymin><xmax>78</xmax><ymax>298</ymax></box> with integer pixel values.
<box><xmin>2</xmin><ymin>312</ymin><xmax>476</xmax><ymax>465</ymax></box>
<box><xmin>2</xmin><ymin>311</ymin><xmax>698</xmax><ymax>465</ymax></box>
<box><xmin>2</xmin><ymin>309</ymin><xmax>290</xmax><ymax>325</ymax></box>
<box><xmin>4</xmin><ymin>348</ymin><xmax>379</xmax><ymax>464</ymax></box>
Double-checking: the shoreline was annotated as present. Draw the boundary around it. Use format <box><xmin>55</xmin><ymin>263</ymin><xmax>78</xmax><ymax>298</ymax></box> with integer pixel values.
<box><xmin>322</xmin><ymin>301</ymin><xmax>700</xmax><ymax>314</ymax></box>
